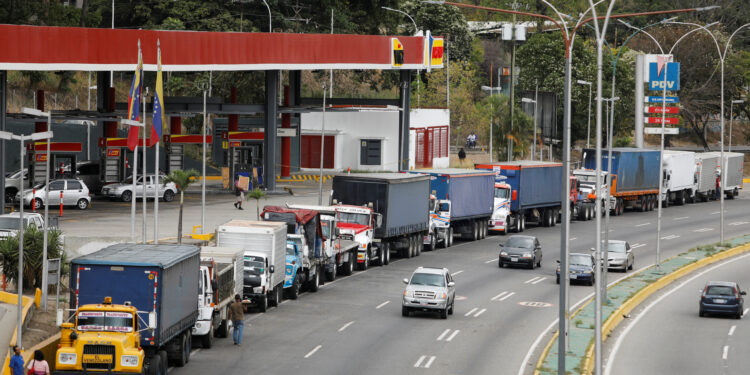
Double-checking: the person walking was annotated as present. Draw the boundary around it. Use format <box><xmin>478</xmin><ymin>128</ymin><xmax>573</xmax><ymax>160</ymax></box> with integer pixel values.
<box><xmin>227</xmin><ymin>294</ymin><xmax>247</xmax><ymax>345</ymax></box>
<box><xmin>27</xmin><ymin>350</ymin><xmax>50</xmax><ymax>375</ymax></box>
<box><xmin>8</xmin><ymin>346</ymin><xmax>23</xmax><ymax>375</ymax></box>
<box><xmin>234</xmin><ymin>179</ymin><xmax>245</xmax><ymax>210</ymax></box>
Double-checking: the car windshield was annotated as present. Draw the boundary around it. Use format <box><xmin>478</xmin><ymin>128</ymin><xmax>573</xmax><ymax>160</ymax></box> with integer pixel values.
<box><xmin>570</xmin><ymin>255</ymin><xmax>593</xmax><ymax>267</ymax></box>
<box><xmin>410</xmin><ymin>273</ymin><xmax>445</xmax><ymax>287</ymax></box>
<box><xmin>339</xmin><ymin>212</ymin><xmax>369</xmax><ymax>226</ymax></box>
<box><xmin>607</xmin><ymin>242</ymin><xmax>627</xmax><ymax>253</ymax></box>
<box><xmin>286</xmin><ymin>243</ymin><xmax>296</xmax><ymax>256</ymax></box>
<box><xmin>505</xmin><ymin>237</ymin><xmax>533</xmax><ymax>248</ymax></box>
<box><xmin>77</xmin><ymin>311</ymin><xmax>134</xmax><ymax>332</ymax></box>
<box><xmin>706</xmin><ymin>285</ymin><xmax>736</xmax><ymax>296</ymax></box>
<box><xmin>0</xmin><ymin>218</ymin><xmax>22</xmax><ymax>230</ymax></box>
<box><xmin>494</xmin><ymin>188</ymin><xmax>510</xmax><ymax>199</ymax></box>
<box><xmin>438</xmin><ymin>203</ymin><xmax>450</xmax><ymax>212</ymax></box>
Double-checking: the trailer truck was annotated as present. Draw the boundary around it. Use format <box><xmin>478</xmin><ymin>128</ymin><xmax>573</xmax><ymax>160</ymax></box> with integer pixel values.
<box><xmin>56</xmin><ymin>244</ymin><xmax>200</xmax><ymax>375</ymax></box>
<box><xmin>705</xmin><ymin>152</ymin><xmax>745</xmax><ymax>199</ymax></box>
<box><xmin>331</xmin><ymin>174</ymin><xmax>430</xmax><ymax>261</ymax></box>
<box><xmin>475</xmin><ymin>161</ymin><xmax>563</xmax><ymax>232</ymax></box>
<box><xmin>216</xmin><ymin>220</ymin><xmax>286</xmax><ymax>312</ymax></box>
<box><xmin>193</xmin><ymin>246</ymin><xmax>243</xmax><ymax>348</ymax></box>
<box><xmin>410</xmin><ymin>169</ymin><xmax>494</xmax><ymax>247</ymax></box>
<box><xmin>582</xmin><ymin>148</ymin><xmax>661</xmax><ymax>214</ymax></box>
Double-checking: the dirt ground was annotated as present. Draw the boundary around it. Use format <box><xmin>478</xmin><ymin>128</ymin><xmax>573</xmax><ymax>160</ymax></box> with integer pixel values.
<box><xmin>24</xmin><ymin>303</ymin><xmax>58</xmax><ymax>348</ymax></box>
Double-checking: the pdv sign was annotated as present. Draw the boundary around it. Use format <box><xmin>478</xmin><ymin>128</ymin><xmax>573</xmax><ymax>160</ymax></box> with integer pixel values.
<box><xmin>649</xmin><ymin>62</ymin><xmax>680</xmax><ymax>91</ymax></box>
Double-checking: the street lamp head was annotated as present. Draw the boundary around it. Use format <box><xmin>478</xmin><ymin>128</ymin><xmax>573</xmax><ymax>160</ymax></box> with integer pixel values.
<box><xmin>29</xmin><ymin>131</ymin><xmax>53</xmax><ymax>141</ymax></box>
<box><xmin>577</xmin><ymin>80</ymin><xmax>592</xmax><ymax>85</ymax></box>
<box><xmin>0</xmin><ymin>130</ymin><xmax>12</xmax><ymax>141</ymax></box>
<box><xmin>121</xmin><ymin>119</ymin><xmax>144</xmax><ymax>127</ymax></box>
<box><xmin>21</xmin><ymin>107</ymin><xmax>48</xmax><ymax>117</ymax></box>
<box><xmin>521</xmin><ymin>98</ymin><xmax>536</xmax><ymax>103</ymax></box>
<box><xmin>696</xmin><ymin>5</ymin><xmax>720</xmax><ymax>12</ymax></box>
<box><xmin>732</xmin><ymin>99</ymin><xmax>744</xmax><ymax>104</ymax></box>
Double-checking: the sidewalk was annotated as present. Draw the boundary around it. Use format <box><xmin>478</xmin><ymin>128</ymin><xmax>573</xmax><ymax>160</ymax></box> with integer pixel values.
<box><xmin>536</xmin><ymin>233</ymin><xmax>750</xmax><ymax>374</ymax></box>
<box><xmin>0</xmin><ymin>303</ymin><xmax>17</xmax><ymax>352</ymax></box>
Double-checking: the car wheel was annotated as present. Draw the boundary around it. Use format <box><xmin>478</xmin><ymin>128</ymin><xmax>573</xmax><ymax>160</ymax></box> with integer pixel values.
<box><xmin>628</xmin><ymin>260</ymin><xmax>633</xmax><ymax>271</ymax></box>
<box><xmin>33</xmin><ymin>198</ymin><xmax>43</xmax><ymax>211</ymax></box>
<box><xmin>528</xmin><ymin>258</ymin><xmax>535</xmax><ymax>270</ymax></box>
<box><xmin>440</xmin><ymin>308</ymin><xmax>448</xmax><ymax>319</ymax></box>
<box><xmin>402</xmin><ymin>306</ymin><xmax>409</xmax><ymax>317</ymax></box>
<box><xmin>537</xmin><ymin>257</ymin><xmax>542</xmax><ymax>268</ymax></box>
<box><xmin>163</xmin><ymin>190</ymin><xmax>175</xmax><ymax>202</ymax></box>
<box><xmin>77</xmin><ymin>198</ymin><xmax>89</xmax><ymax>210</ymax></box>
<box><xmin>448</xmin><ymin>301</ymin><xmax>454</xmax><ymax>315</ymax></box>
<box><xmin>121</xmin><ymin>190</ymin><xmax>132</xmax><ymax>202</ymax></box>
<box><xmin>589</xmin><ymin>275</ymin><xmax>595</xmax><ymax>286</ymax></box>
<box><xmin>699</xmin><ymin>309</ymin><xmax>704</xmax><ymax>317</ymax></box>
<box><xmin>498</xmin><ymin>259</ymin><xmax>503</xmax><ymax>268</ymax></box>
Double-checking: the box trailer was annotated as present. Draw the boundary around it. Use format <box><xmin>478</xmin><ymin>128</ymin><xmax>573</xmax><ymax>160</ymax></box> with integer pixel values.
<box><xmin>662</xmin><ymin>150</ymin><xmax>697</xmax><ymax>206</ymax></box>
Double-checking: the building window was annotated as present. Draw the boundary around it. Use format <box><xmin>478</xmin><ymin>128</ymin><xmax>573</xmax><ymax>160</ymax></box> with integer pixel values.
<box><xmin>360</xmin><ymin>139</ymin><xmax>381</xmax><ymax>166</ymax></box>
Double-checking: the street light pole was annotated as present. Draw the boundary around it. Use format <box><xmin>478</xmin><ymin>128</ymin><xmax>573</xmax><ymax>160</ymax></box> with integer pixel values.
<box><xmin>577</xmin><ymin>80</ymin><xmax>592</xmax><ymax>149</ymax></box>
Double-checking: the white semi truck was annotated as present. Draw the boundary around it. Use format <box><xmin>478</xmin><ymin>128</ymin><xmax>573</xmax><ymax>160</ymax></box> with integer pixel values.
<box><xmin>193</xmin><ymin>246</ymin><xmax>243</xmax><ymax>348</ymax></box>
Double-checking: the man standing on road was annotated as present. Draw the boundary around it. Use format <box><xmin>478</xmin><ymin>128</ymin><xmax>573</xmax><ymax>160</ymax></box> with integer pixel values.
<box><xmin>9</xmin><ymin>346</ymin><xmax>23</xmax><ymax>375</ymax></box>
<box><xmin>227</xmin><ymin>294</ymin><xmax>247</xmax><ymax>345</ymax></box>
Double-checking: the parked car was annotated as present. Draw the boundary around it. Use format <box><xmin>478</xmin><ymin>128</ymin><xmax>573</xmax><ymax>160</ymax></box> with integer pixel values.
<box><xmin>699</xmin><ymin>281</ymin><xmax>745</xmax><ymax>319</ymax></box>
<box><xmin>402</xmin><ymin>266</ymin><xmax>455</xmax><ymax>319</ymax></box>
<box><xmin>101</xmin><ymin>175</ymin><xmax>177</xmax><ymax>202</ymax></box>
<box><xmin>606</xmin><ymin>240</ymin><xmax>634</xmax><ymax>272</ymax></box>
<box><xmin>557</xmin><ymin>253</ymin><xmax>596</xmax><ymax>286</ymax></box>
<box><xmin>498</xmin><ymin>235</ymin><xmax>542</xmax><ymax>269</ymax></box>
<box><xmin>4</xmin><ymin>169</ymin><xmax>27</xmax><ymax>203</ymax></box>
<box><xmin>16</xmin><ymin>179</ymin><xmax>91</xmax><ymax>210</ymax></box>
<box><xmin>0</xmin><ymin>212</ymin><xmax>44</xmax><ymax>239</ymax></box>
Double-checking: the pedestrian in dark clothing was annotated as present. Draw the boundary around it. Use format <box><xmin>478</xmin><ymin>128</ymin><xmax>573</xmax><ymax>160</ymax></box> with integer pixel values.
<box><xmin>234</xmin><ymin>180</ymin><xmax>244</xmax><ymax>210</ymax></box>
<box><xmin>227</xmin><ymin>294</ymin><xmax>248</xmax><ymax>345</ymax></box>
<box><xmin>9</xmin><ymin>346</ymin><xmax>23</xmax><ymax>375</ymax></box>
<box><xmin>458</xmin><ymin>148</ymin><xmax>466</xmax><ymax>164</ymax></box>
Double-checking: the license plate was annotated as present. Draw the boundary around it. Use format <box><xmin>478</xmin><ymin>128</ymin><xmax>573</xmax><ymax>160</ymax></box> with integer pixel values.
<box><xmin>714</xmin><ymin>299</ymin><xmax>727</xmax><ymax>304</ymax></box>
<box><xmin>569</xmin><ymin>274</ymin><xmax>577</xmax><ymax>280</ymax></box>
<box><xmin>83</xmin><ymin>354</ymin><xmax>112</xmax><ymax>364</ymax></box>
<box><xmin>511</xmin><ymin>257</ymin><xmax>518</xmax><ymax>262</ymax></box>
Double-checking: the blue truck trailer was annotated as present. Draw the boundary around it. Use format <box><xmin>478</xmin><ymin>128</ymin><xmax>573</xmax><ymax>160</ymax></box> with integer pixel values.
<box><xmin>582</xmin><ymin>148</ymin><xmax>661</xmax><ymax>214</ymax></box>
<box><xmin>68</xmin><ymin>244</ymin><xmax>200</xmax><ymax>371</ymax></box>
<box><xmin>475</xmin><ymin>161</ymin><xmax>563</xmax><ymax>232</ymax></box>
<box><xmin>410</xmin><ymin>169</ymin><xmax>494</xmax><ymax>248</ymax></box>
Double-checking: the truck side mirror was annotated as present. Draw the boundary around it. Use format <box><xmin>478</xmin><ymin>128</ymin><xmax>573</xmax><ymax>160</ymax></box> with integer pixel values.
<box><xmin>269</xmin><ymin>265</ymin><xmax>275</xmax><ymax>273</ymax></box>
<box><xmin>148</xmin><ymin>311</ymin><xmax>157</xmax><ymax>330</ymax></box>
<box><xmin>56</xmin><ymin>309</ymin><xmax>64</xmax><ymax>326</ymax></box>
<box><xmin>376</xmin><ymin>214</ymin><xmax>382</xmax><ymax>228</ymax></box>
<box><xmin>512</xmin><ymin>190</ymin><xmax>517</xmax><ymax>201</ymax></box>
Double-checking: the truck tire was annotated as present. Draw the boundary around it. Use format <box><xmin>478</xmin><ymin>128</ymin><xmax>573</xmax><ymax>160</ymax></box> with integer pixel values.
<box><xmin>215</xmin><ymin>319</ymin><xmax>228</xmax><ymax>338</ymax></box>
<box><xmin>147</xmin><ymin>353</ymin><xmax>162</xmax><ymax>375</ymax></box>
<box><xmin>288</xmin><ymin>276</ymin><xmax>300</xmax><ymax>299</ymax></box>
<box><xmin>447</xmin><ymin>228</ymin><xmax>454</xmax><ymax>247</ymax></box>
<box><xmin>174</xmin><ymin>333</ymin><xmax>188</xmax><ymax>367</ymax></box>
<box><xmin>552</xmin><ymin>209</ymin><xmax>558</xmax><ymax>226</ymax></box>
<box><xmin>520</xmin><ymin>215</ymin><xmax>526</xmax><ymax>232</ymax></box>
<box><xmin>360</xmin><ymin>250</ymin><xmax>370</xmax><ymax>270</ymax></box>
<box><xmin>159</xmin><ymin>351</ymin><xmax>168</xmax><ymax>374</ymax></box>
<box><xmin>502</xmin><ymin>217</ymin><xmax>510</xmax><ymax>235</ymax></box>
<box><xmin>383</xmin><ymin>243</ymin><xmax>390</xmax><ymax>265</ymax></box>
<box><xmin>273</xmin><ymin>286</ymin><xmax>282</xmax><ymax>306</ymax></box>
<box><xmin>258</xmin><ymin>295</ymin><xmax>268</xmax><ymax>312</ymax></box>
<box><xmin>541</xmin><ymin>209</ymin><xmax>549</xmax><ymax>227</ymax></box>
<box><xmin>404</xmin><ymin>238</ymin><xmax>412</xmax><ymax>258</ymax></box>
<box><xmin>677</xmin><ymin>191</ymin><xmax>686</xmax><ymax>205</ymax></box>
<box><xmin>662</xmin><ymin>194</ymin><xmax>669</xmax><ymax>208</ymax></box>
<box><xmin>344</xmin><ymin>253</ymin><xmax>355</xmax><ymax>275</ymax></box>
<box><xmin>425</xmin><ymin>233</ymin><xmax>436</xmax><ymax>251</ymax></box>
<box><xmin>202</xmin><ymin>323</ymin><xmax>214</xmax><ymax>348</ymax></box>
<box><xmin>308</xmin><ymin>266</ymin><xmax>320</xmax><ymax>292</ymax></box>
<box><xmin>326</xmin><ymin>262</ymin><xmax>337</xmax><ymax>281</ymax></box>
<box><xmin>414</xmin><ymin>235</ymin><xmax>421</xmax><ymax>256</ymax></box>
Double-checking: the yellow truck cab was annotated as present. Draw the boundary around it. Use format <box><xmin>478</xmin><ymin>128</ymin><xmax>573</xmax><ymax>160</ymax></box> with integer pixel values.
<box><xmin>55</xmin><ymin>297</ymin><xmax>147</xmax><ymax>374</ymax></box>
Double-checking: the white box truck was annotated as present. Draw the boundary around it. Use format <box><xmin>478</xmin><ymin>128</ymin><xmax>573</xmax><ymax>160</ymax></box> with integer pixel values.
<box><xmin>193</xmin><ymin>246</ymin><xmax>244</xmax><ymax>348</ymax></box>
<box><xmin>705</xmin><ymin>152</ymin><xmax>745</xmax><ymax>199</ymax></box>
<box><xmin>661</xmin><ymin>150</ymin><xmax>697</xmax><ymax>206</ymax></box>
<box><xmin>216</xmin><ymin>220</ymin><xmax>286</xmax><ymax>312</ymax></box>
<box><xmin>694</xmin><ymin>153</ymin><xmax>720</xmax><ymax>201</ymax></box>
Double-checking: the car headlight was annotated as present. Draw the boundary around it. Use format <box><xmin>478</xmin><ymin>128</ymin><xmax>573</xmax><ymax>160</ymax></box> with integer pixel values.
<box><xmin>500</xmin><ymin>251</ymin><xmax>508</xmax><ymax>256</ymax></box>
<box><xmin>440</xmin><ymin>293</ymin><xmax>447</xmax><ymax>300</ymax></box>
<box><xmin>521</xmin><ymin>253</ymin><xmax>533</xmax><ymax>258</ymax></box>
<box><xmin>404</xmin><ymin>290</ymin><xmax>413</xmax><ymax>298</ymax></box>
<box><xmin>253</xmin><ymin>286</ymin><xmax>264</xmax><ymax>294</ymax></box>
<box><xmin>58</xmin><ymin>352</ymin><xmax>77</xmax><ymax>365</ymax></box>
<box><xmin>359</xmin><ymin>242</ymin><xmax>367</xmax><ymax>249</ymax></box>
<box><xmin>121</xmin><ymin>355</ymin><xmax>139</xmax><ymax>367</ymax></box>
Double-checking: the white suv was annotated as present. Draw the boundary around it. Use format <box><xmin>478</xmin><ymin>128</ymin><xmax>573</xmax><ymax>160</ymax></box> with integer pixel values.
<box><xmin>402</xmin><ymin>267</ymin><xmax>456</xmax><ymax>319</ymax></box>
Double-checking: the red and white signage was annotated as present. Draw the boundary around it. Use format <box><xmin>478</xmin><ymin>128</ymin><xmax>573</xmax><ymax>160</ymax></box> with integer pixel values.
<box><xmin>107</xmin><ymin>149</ymin><xmax>121</xmax><ymax>158</ymax></box>
<box><xmin>644</xmin><ymin>106</ymin><xmax>679</xmax><ymax>114</ymax></box>
<box><xmin>644</xmin><ymin>117</ymin><xmax>680</xmax><ymax>125</ymax></box>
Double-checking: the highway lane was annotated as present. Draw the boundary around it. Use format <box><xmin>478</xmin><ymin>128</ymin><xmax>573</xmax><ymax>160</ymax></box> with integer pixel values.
<box><xmin>605</xmin><ymin>250</ymin><xmax>750</xmax><ymax>375</ymax></box>
<box><xmin>172</xmin><ymin>191</ymin><xmax>750</xmax><ymax>375</ymax></box>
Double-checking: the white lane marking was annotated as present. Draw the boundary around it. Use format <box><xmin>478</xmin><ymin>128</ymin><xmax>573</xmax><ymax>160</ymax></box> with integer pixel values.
<box><xmin>445</xmin><ymin>330</ymin><xmax>460</xmax><ymax>342</ymax></box>
<box><xmin>451</xmin><ymin>270</ymin><xmax>464</xmax><ymax>276</ymax></box>
<box><xmin>338</xmin><ymin>321</ymin><xmax>354</xmax><ymax>332</ymax></box>
<box><xmin>525</xmin><ymin>276</ymin><xmax>542</xmax><ymax>284</ymax></box>
<box><xmin>474</xmin><ymin>308</ymin><xmax>487</xmax><ymax>317</ymax></box>
<box><xmin>499</xmin><ymin>292</ymin><xmax>515</xmax><ymax>301</ymax></box>
<box><xmin>729</xmin><ymin>221</ymin><xmax>749</xmax><ymax>226</ymax></box>
<box><xmin>465</xmin><ymin>307</ymin><xmax>478</xmax><ymax>317</ymax></box>
<box><xmin>744</xmin><ymin>308</ymin><xmax>749</xmax><ymax>316</ymax></box>
<box><xmin>693</xmin><ymin>228</ymin><xmax>714</xmax><ymax>233</ymax></box>
<box><xmin>414</xmin><ymin>355</ymin><xmax>426</xmax><ymax>368</ymax></box>
<box><xmin>728</xmin><ymin>325</ymin><xmax>736</xmax><ymax>336</ymax></box>
<box><xmin>604</xmin><ymin>252</ymin><xmax>750</xmax><ymax>375</ymax></box>
<box><xmin>711</xmin><ymin>211</ymin><xmax>720</xmax><ymax>215</ymax></box>
<box><xmin>631</xmin><ymin>243</ymin><xmax>646</xmax><ymax>249</ymax></box>
<box><xmin>674</xmin><ymin>216</ymin><xmax>689</xmax><ymax>220</ymax></box>
<box><xmin>491</xmin><ymin>291</ymin><xmax>509</xmax><ymax>301</ymax></box>
<box><xmin>635</xmin><ymin>222</ymin><xmax>651</xmax><ymax>227</ymax></box>
<box><xmin>722</xmin><ymin>345</ymin><xmax>729</xmax><ymax>360</ymax></box>
<box><xmin>570</xmin><ymin>237</ymin><xmax>577</xmax><ymax>241</ymax></box>
<box><xmin>485</xmin><ymin>259</ymin><xmax>497</xmax><ymax>264</ymax></box>
<box><xmin>660</xmin><ymin>234</ymin><xmax>679</xmax><ymax>240</ymax></box>
<box><xmin>304</xmin><ymin>345</ymin><xmax>322</xmax><ymax>358</ymax></box>
<box><xmin>424</xmin><ymin>356</ymin><xmax>437</xmax><ymax>368</ymax></box>
<box><xmin>436</xmin><ymin>329</ymin><xmax>451</xmax><ymax>341</ymax></box>
<box><xmin>375</xmin><ymin>301</ymin><xmax>390</xmax><ymax>309</ymax></box>
<box><xmin>532</xmin><ymin>277</ymin><xmax>547</xmax><ymax>285</ymax></box>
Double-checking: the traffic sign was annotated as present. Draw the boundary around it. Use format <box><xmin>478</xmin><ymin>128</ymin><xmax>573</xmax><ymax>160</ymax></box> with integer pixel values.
<box><xmin>645</xmin><ymin>96</ymin><xmax>679</xmax><ymax>103</ymax></box>
<box><xmin>645</xmin><ymin>106</ymin><xmax>680</xmax><ymax>114</ymax></box>
<box><xmin>645</xmin><ymin>127</ymin><xmax>679</xmax><ymax>135</ymax></box>
<box><xmin>644</xmin><ymin>117</ymin><xmax>680</xmax><ymax>125</ymax></box>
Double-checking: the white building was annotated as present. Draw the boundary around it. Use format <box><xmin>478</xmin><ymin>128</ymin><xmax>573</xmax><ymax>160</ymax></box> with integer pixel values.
<box><xmin>300</xmin><ymin>108</ymin><xmax>450</xmax><ymax>172</ymax></box>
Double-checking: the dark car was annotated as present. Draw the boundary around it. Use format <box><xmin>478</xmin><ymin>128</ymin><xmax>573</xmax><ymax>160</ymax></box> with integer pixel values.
<box><xmin>499</xmin><ymin>235</ymin><xmax>542</xmax><ymax>269</ymax></box>
<box><xmin>699</xmin><ymin>281</ymin><xmax>745</xmax><ymax>319</ymax></box>
<box><xmin>556</xmin><ymin>253</ymin><xmax>595</xmax><ymax>286</ymax></box>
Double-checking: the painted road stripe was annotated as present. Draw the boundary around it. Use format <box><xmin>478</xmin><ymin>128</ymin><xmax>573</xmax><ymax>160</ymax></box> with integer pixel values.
<box><xmin>414</xmin><ymin>355</ymin><xmax>426</xmax><ymax>368</ymax></box>
<box><xmin>499</xmin><ymin>292</ymin><xmax>515</xmax><ymax>301</ymax></box>
<box><xmin>729</xmin><ymin>325</ymin><xmax>736</xmax><ymax>336</ymax></box>
<box><xmin>304</xmin><ymin>345</ymin><xmax>322</xmax><ymax>358</ymax></box>
<box><xmin>445</xmin><ymin>330</ymin><xmax>460</xmax><ymax>342</ymax></box>
<box><xmin>674</xmin><ymin>216</ymin><xmax>689</xmax><ymax>220</ymax></box>
<box><xmin>693</xmin><ymin>228</ymin><xmax>714</xmax><ymax>233</ymax></box>
<box><xmin>744</xmin><ymin>308</ymin><xmax>749</xmax><ymax>316</ymax></box>
<box><xmin>376</xmin><ymin>301</ymin><xmax>390</xmax><ymax>309</ymax></box>
<box><xmin>485</xmin><ymin>259</ymin><xmax>496</xmax><ymax>264</ymax></box>
<box><xmin>570</xmin><ymin>237</ymin><xmax>577</xmax><ymax>241</ymax></box>
<box><xmin>525</xmin><ymin>276</ymin><xmax>542</xmax><ymax>284</ymax></box>
<box><xmin>451</xmin><ymin>270</ymin><xmax>464</xmax><ymax>276</ymax></box>
<box><xmin>729</xmin><ymin>221</ymin><xmax>749</xmax><ymax>226</ymax></box>
<box><xmin>711</xmin><ymin>211</ymin><xmax>720</xmax><ymax>215</ymax></box>
<box><xmin>424</xmin><ymin>356</ymin><xmax>437</xmax><ymax>368</ymax></box>
<box><xmin>474</xmin><ymin>308</ymin><xmax>487</xmax><ymax>317</ymax></box>
<box><xmin>491</xmin><ymin>291</ymin><xmax>509</xmax><ymax>301</ymax></box>
<box><xmin>660</xmin><ymin>234</ymin><xmax>679</xmax><ymax>240</ymax></box>
<box><xmin>635</xmin><ymin>222</ymin><xmax>651</xmax><ymax>227</ymax></box>
<box><xmin>465</xmin><ymin>307</ymin><xmax>478</xmax><ymax>317</ymax></box>
<box><xmin>631</xmin><ymin>243</ymin><xmax>646</xmax><ymax>249</ymax></box>
<box><xmin>722</xmin><ymin>346</ymin><xmax>729</xmax><ymax>360</ymax></box>
<box><xmin>338</xmin><ymin>321</ymin><xmax>354</xmax><ymax>332</ymax></box>
<box><xmin>532</xmin><ymin>277</ymin><xmax>547</xmax><ymax>285</ymax></box>
<box><xmin>437</xmin><ymin>329</ymin><xmax>451</xmax><ymax>341</ymax></box>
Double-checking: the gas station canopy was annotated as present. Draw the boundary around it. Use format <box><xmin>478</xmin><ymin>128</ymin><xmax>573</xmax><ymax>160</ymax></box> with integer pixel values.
<box><xmin>0</xmin><ymin>24</ymin><xmax>443</xmax><ymax>72</ymax></box>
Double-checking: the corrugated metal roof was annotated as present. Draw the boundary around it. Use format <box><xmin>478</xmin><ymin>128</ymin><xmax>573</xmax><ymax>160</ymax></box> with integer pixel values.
<box><xmin>334</xmin><ymin>173</ymin><xmax>430</xmax><ymax>182</ymax></box>
<box><xmin>478</xmin><ymin>160</ymin><xmax>562</xmax><ymax>167</ymax></box>
<box><xmin>72</xmin><ymin>243</ymin><xmax>200</xmax><ymax>268</ymax></box>
<box><xmin>412</xmin><ymin>168</ymin><xmax>494</xmax><ymax>176</ymax></box>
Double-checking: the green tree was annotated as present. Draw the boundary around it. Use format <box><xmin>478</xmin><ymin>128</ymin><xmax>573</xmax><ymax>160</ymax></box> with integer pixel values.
<box><xmin>0</xmin><ymin>226</ymin><xmax>64</xmax><ymax>291</ymax></box>
<box><xmin>246</xmin><ymin>188</ymin><xmax>267</xmax><ymax>220</ymax></box>
<box><xmin>162</xmin><ymin>169</ymin><xmax>199</xmax><ymax>244</ymax></box>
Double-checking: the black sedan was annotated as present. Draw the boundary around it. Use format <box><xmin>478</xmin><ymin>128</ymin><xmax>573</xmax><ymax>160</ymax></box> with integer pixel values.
<box><xmin>699</xmin><ymin>281</ymin><xmax>745</xmax><ymax>319</ymax></box>
<box><xmin>556</xmin><ymin>253</ymin><xmax>596</xmax><ymax>286</ymax></box>
<box><xmin>499</xmin><ymin>235</ymin><xmax>542</xmax><ymax>269</ymax></box>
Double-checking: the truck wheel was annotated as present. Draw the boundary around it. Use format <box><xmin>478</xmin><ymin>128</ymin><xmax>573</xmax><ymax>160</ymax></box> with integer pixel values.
<box><xmin>383</xmin><ymin>243</ymin><xmax>390</xmax><ymax>265</ymax></box>
<box><xmin>174</xmin><ymin>333</ymin><xmax>188</xmax><ymax>367</ymax></box>
<box><xmin>288</xmin><ymin>276</ymin><xmax>300</xmax><ymax>299</ymax></box>
<box><xmin>202</xmin><ymin>323</ymin><xmax>214</xmax><ymax>348</ymax></box>
<box><xmin>404</xmin><ymin>238</ymin><xmax>412</xmax><ymax>258</ymax></box>
<box><xmin>520</xmin><ymin>215</ymin><xmax>526</xmax><ymax>232</ymax></box>
<box><xmin>502</xmin><ymin>217</ymin><xmax>509</xmax><ymax>235</ymax></box>
<box><xmin>344</xmin><ymin>254</ymin><xmax>355</xmax><ymax>275</ymax></box>
<box><xmin>375</xmin><ymin>246</ymin><xmax>385</xmax><ymax>266</ymax></box>
<box><xmin>541</xmin><ymin>209</ymin><xmax>549</xmax><ymax>227</ymax></box>
<box><xmin>274</xmin><ymin>287</ymin><xmax>282</xmax><ymax>306</ymax></box>
<box><xmin>552</xmin><ymin>209</ymin><xmax>558</xmax><ymax>226</ymax></box>
<box><xmin>474</xmin><ymin>221</ymin><xmax>481</xmax><ymax>241</ymax></box>
<box><xmin>448</xmin><ymin>228</ymin><xmax>454</xmax><ymax>247</ymax></box>
<box><xmin>662</xmin><ymin>194</ymin><xmax>669</xmax><ymax>208</ymax></box>
<box><xmin>415</xmin><ymin>235</ymin><xmax>421</xmax><ymax>256</ymax></box>
<box><xmin>147</xmin><ymin>353</ymin><xmax>162</xmax><ymax>375</ymax></box>
<box><xmin>308</xmin><ymin>267</ymin><xmax>320</xmax><ymax>292</ymax></box>
<box><xmin>215</xmin><ymin>319</ymin><xmax>228</xmax><ymax>338</ymax></box>
<box><xmin>326</xmin><ymin>262</ymin><xmax>337</xmax><ymax>281</ymax></box>
<box><xmin>258</xmin><ymin>295</ymin><xmax>268</xmax><ymax>312</ymax></box>
<box><xmin>678</xmin><ymin>191</ymin><xmax>686</xmax><ymax>205</ymax></box>
<box><xmin>159</xmin><ymin>351</ymin><xmax>168</xmax><ymax>374</ymax></box>
<box><xmin>425</xmin><ymin>233</ymin><xmax>436</xmax><ymax>251</ymax></box>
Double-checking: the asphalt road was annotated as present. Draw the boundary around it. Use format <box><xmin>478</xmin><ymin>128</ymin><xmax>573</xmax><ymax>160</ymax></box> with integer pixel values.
<box><xmin>605</xmin><ymin>247</ymin><xmax>750</xmax><ymax>375</ymax></box>
<box><xmin>164</xmin><ymin>191</ymin><xmax>750</xmax><ymax>375</ymax></box>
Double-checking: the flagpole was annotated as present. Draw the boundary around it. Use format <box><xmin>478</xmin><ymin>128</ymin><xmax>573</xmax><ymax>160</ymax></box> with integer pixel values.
<box><xmin>154</xmin><ymin>41</ymin><xmax>161</xmax><ymax>245</ymax></box>
<box><xmin>130</xmin><ymin>42</ymin><xmax>141</xmax><ymax>243</ymax></box>
<box><xmin>142</xmin><ymin>86</ymin><xmax>148</xmax><ymax>244</ymax></box>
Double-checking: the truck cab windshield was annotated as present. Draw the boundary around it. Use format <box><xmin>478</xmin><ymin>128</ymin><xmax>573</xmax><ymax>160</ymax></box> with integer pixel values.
<box><xmin>77</xmin><ymin>311</ymin><xmax>134</xmax><ymax>333</ymax></box>
<box><xmin>244</xmin><ymin>256</ymin><xmax>265</xmax><ymax>274</ymax></box>
<box><xmin>320</xmin><ymin>220</ymin><xmax>332</xmax><ymax>238</ymax></box>
<box><xmin>339</xmin><ymin>212</ymin><xmax>369</xmax><ymax>226</ymax></box>
<box><xmin>438</xmin><ymin>203</ymin><xmax>450</xmax><ymax>213</ymax></box>
<box><xmin>494</xmin><ymin>188</ymin><xmax>510</xmax><ymax>199</ymax></box>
